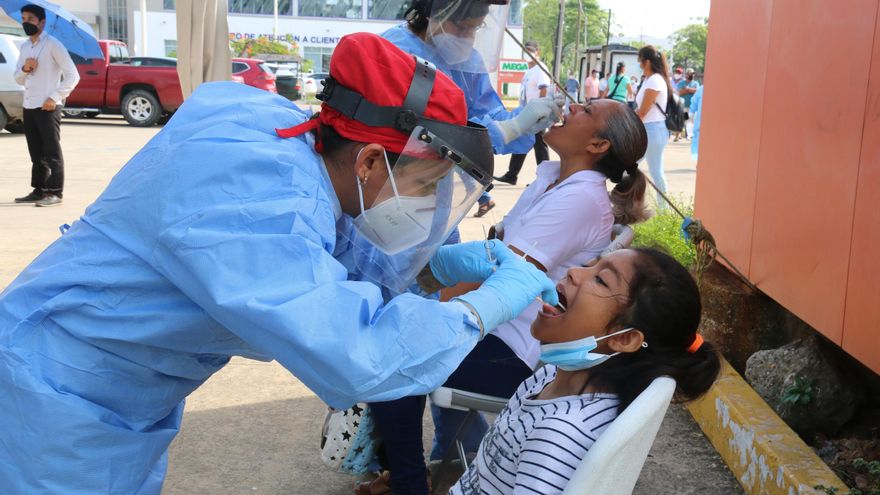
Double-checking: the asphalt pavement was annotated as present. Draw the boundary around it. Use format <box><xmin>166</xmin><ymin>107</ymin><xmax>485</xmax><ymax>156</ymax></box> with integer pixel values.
<box><xmin>0</xmin><ymin>114</ymin><xmax>740</xmax><ymax>494</ymax></box>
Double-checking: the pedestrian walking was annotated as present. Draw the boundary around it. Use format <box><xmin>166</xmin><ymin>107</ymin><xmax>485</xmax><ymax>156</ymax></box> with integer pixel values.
<box><xmin>583</xmin><ymin>69</ymin><xmax>600</xmax><ymax>101</ymax></box>
<box><xmin>565</xmin><ymin>72</ymin><xmax>579</xmax><ymax>101</ymax></box>
<box><xmin>627</xmin><ymin>75</ymin><xmax>639</xmax><ymax>109</ymax></box>
<box><xmin>635</xmin><ymin>45</ymin><xmax>671</xmax><ymax>208</ymax></box>
<box><xmin>12</xmin><ymin>4</ymin><xmax>80</xmax><ymax>207</ymax></box>
<box><xmin>680</xmin><ymin>68</ymin><xmax>700</xmax><ymax>139</ymax></box>
<box><xmin>606</xmin><ymin>61</ymin><xmax>631</xmax><ymax>103</ymax></box>
<box><xmin>494</xmin><ymin>40</ymin><xmax>551</xmax><ymax>186</ymax></box>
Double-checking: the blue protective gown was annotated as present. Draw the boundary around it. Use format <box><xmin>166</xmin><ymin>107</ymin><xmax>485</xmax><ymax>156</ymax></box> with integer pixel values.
<box><xmin>382</xmin><ymin>24</ymin><xmax>535</xmax><ymax>155</ymax></box>
<box><xmin>0</xmin><ymin>82</ymin><xmax>482</xmax><ymax>494</ymax></box>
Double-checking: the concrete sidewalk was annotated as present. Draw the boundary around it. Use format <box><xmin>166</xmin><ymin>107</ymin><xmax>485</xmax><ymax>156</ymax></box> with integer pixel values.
<box><xmin>0</xmin><ymin>116</ymin><xmax>738</xmax><ymax>494</ymax></box>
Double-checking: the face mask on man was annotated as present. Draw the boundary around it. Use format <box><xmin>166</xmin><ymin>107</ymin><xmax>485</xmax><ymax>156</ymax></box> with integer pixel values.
<box><xmin>352</xmin><ymin>149</ymin><xmax>438</xmax><ymax>255</ymax></box>
<box><xmin>22</xmin><ymin>22</ymin><xmax>39</xmax><ymax>36</ymax></box>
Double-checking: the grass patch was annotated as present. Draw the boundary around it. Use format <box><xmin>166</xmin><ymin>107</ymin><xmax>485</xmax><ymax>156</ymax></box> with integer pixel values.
<box><xmin>632</xmin><ymin>198</ymin><xmax>697</xmax><ymax>269</ymax></box>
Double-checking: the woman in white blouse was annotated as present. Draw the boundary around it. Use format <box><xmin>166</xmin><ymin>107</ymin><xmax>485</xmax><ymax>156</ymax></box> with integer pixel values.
<box><xmin>635</xmin><ymin>45</ymin><xmax>673</xmax><ymax>208</ymax></box>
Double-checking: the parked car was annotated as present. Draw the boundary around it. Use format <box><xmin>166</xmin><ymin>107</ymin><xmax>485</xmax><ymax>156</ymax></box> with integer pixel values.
<box><xmin>303</xmin><ymin>72</ymin><xmax>329</xmax><ymax>96</ymax></box>
<box><xmin>66</xmin><ymin>40</ymin><xmax>184</xmax><ymax>126</ymax></box>
<box><xmin>0</xmin><ymin>34</ymin><xmax>25</xmax><ymax>133</ymax></box>
<box><xmin>232</xmin><ymin>58</ymin><xmax>276</xmax><ymax>94</ymax></box>
<box><xmin>265</xmin><ymin>62</ymin><xmax>302</xmax><ymax>101</ymax></box>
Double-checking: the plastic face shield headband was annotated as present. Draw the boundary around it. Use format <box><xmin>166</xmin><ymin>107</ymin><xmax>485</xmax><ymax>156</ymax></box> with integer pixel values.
<box><xmin>427</xmin><ymin>0</ymin><xmax>510</xmax><ymax>73</ymax></box>
<box><xmin>539</xmin><ymin>328</ymin><xmax>648</xmax><ymax>371</ymax></box>
<box><xmin>346</xmin><ymin>125</ymin><xmax>491</xmax><ymax>294</ymax></box>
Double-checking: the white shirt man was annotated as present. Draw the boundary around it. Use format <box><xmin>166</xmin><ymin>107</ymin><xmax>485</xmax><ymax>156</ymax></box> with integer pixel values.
<box><xmin>13</xmin><ymin>5</ymin><xmax>79</xmax><ymax>207</ymax></box>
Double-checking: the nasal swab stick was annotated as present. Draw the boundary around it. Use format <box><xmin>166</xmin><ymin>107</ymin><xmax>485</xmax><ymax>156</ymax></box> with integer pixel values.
<box><xmin>482</xmin><ymin>224</ymin><xmax>496</xmax><ymax>271</ymax></box>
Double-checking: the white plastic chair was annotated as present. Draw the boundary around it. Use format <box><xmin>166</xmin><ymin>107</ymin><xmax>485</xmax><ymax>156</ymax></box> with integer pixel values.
<box><xmin>561</xmin><ymin>376</ymin><xmax>676</xmax><ymax>495</ymax></box>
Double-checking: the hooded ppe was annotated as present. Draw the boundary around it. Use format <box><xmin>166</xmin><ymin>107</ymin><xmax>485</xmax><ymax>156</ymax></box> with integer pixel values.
<box><xmin>382</xmin><ymin>23</ymin><xmax>536</xmax><ymax>155</ymax></box>
<box><xmin>0</xmin><ymin>81</ymin><xmax>486</xmax><ymax>494</ymax></box>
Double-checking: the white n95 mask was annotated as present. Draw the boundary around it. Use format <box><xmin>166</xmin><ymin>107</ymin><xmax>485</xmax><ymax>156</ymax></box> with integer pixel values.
<box><xmin>352</xmin><ymin>150</ymin><xmax>438</xmax><ymax>255</ymax></box>
<box><xmin>431</xmin><ymin>33</ymin><xmax>473</xmax><ymax>65</ymax></box>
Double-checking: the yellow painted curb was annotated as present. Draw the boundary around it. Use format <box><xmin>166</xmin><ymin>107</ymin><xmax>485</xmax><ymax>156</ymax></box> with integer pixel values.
<box><xmin>686</xmin><ymin>358</ymin><xmax>848</xmax><ymax>495</ymax></box>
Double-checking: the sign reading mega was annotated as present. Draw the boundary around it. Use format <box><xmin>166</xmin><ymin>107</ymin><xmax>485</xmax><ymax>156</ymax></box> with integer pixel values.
<box><xmin>499</xmin><ymin>59</ymin><xmax>528</xmax><ymax>72</ymax></box>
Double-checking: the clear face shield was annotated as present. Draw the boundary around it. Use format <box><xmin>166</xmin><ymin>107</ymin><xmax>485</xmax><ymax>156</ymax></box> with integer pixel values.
<box><xmin>426</xmin><ymin>0</ymin><xmax>510</xmax><ymax>73</ymax></box>
<box><xmin>346</xmin><ymin>124</ymin><xmax>493</xmax><ymax>294</ymax></box>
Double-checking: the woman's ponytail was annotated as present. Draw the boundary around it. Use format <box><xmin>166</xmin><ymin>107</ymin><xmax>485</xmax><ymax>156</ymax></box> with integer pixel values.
<box><xmin>595</xmin><ymin>103</ymin><xmax>651</xmax><ymax>225</ymax></box>
<box><xmin>611</xmin><ymin>166</ymin><xmax>649</xmax><ymax>225</ymax></box>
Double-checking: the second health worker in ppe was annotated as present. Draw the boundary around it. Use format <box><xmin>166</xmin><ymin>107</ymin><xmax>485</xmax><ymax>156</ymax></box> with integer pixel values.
<box><xmin>0</xmin><ymin>33</ymin><xmax>556</xmax><ymax>495</ymax></box>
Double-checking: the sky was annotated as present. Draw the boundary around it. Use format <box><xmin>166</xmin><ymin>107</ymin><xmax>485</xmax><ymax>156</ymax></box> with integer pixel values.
<box><xmin>597</xmin><ymin>0</ymin><xmax>711</xmax><ymax>40</ymax></box>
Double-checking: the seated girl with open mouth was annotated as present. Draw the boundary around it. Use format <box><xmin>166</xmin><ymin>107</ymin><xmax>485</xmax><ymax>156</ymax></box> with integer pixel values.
<box><xmin>450</xmin><ymin>248</ymin><xmax>722</xmax><ymax>495</ymax></box>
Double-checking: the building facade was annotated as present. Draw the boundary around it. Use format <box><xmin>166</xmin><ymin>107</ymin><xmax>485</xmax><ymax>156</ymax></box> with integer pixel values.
<box><xmin>1</xmin><ymin>1</ymin><xmax>524</xmax><ymax>76</ymax></box>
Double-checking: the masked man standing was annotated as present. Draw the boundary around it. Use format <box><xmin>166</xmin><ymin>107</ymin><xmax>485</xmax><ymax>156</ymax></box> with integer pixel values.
<box><xmin>13</xmin><ymin>4</ymin><xmax>80</xmax><ymax>207</ymax></box>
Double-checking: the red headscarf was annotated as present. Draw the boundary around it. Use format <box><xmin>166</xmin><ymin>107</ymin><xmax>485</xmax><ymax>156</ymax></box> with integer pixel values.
<box><xmin>277</xmin><ymin>32</ymin><xmax>468</xmax><ymax>154</ymax></box>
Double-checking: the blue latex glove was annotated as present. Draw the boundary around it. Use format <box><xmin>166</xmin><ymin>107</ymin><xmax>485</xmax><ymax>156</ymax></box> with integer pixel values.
<box><xmin>454</xmin><ymin>247</ymin><xmax>558</xmax><ymax>332</ymax></box>
<box><xmin>429</xmin><ymin>239</ymin><xmax>508</xmax><ymax>287</ymax></box>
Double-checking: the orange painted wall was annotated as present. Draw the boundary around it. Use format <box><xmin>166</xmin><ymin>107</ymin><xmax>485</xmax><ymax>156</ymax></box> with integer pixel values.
<box><xmin>695</xmin><ymin>0</ymin><xmax>880</xmax><ymax>373</ymax></box>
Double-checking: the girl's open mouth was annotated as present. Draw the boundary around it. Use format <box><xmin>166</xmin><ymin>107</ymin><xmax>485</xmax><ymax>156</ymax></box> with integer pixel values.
<box><xmin>539</xmin><ymin>289</ymin><xmax>568</xmax><ymax>318</ymax></box>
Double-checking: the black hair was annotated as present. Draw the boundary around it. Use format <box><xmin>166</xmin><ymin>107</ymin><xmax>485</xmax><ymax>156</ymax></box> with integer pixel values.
<box><xmin>593</xmin><ymin>101</ymin><xmax>650</xmax><ymax>225</ymax></box>
<box><xmin>406</xmin><ymin>0</ymin><xmax>493</xmax><ymax>34</ymax></box>
<box><xmin>21</xmin><ymin>4</ymin><xmax>46</xmax><ymax>21</ymax></box>
<box><xmin>615</xmin><ymin>61</ymin><xmax>626</xmax><ymax>75</ymax></box>
<box><xmin>582</xmin><ymin>249</ymin><xmax>721</xmax><ymax>412</ymax></box>
<box><xmin>637</xmin><ymin>45</ymin><xmax>673</xmax><ymax>97</ymax></box>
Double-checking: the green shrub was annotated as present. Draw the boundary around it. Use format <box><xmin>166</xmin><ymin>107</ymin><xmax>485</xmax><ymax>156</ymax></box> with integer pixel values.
<box><xmin>632</xmin><ymin>199</ymin><xmax>697</xmax><ymax>268</ymax></box>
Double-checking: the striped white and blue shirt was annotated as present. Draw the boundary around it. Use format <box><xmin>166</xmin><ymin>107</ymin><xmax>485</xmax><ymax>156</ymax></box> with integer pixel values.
<box><xmin>450</xmin><ymin>365</ymin><xmax>620</xmax><ymax>495</ymax></box>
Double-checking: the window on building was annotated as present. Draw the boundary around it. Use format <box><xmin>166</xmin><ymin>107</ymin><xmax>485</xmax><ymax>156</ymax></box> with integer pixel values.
<box><xmin>303</xmin><ymin>46</ymin><xmax>334</xmax><ymax>73</ymax></box>
<box><xmin>368</xmin><ymin>0</ymin><xmax>408</xmax><ymax>20</ymax></box>
<box><xmin>163</xmin><ymin>0</ymin><xmax>175</xmax><ymax>9</ymax></box>
<box><xmin>228</xmin><ymin>0</ymin><xmax>292</xmax><ymax>15</ymax></box>
<box><xmin>508</xmin><ymin>0</ymin><xmax>523</xmax><ymax>26</ymax></box>
<box><xmin>299</xmin><ymin>0</ymin><xmax>363</xmax><ymax>19</ymax></box>
<box><xmin>107</xmin><ymin>0</ymin><xmax>128</xmax><ymax>46</ymax></box>
<box><xmin>164</xmin><ymin>40</ymin><xmax>177</xmax><ymax>57</ymax></box>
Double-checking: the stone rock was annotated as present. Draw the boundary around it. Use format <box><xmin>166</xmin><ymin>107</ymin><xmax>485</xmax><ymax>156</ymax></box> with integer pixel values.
<box><xmin>745</xmin><ymin>336</ymin><xmax>861</xmax><ymax>433</ymax></box>
<box><xmin>699</xmin><ymin>263</ymin><xmax>812</xmax><ymax>373</ymax></box>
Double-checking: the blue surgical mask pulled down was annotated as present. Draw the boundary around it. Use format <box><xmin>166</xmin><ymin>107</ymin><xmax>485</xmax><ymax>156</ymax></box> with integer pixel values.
<box><xmin>540</xmin><ymin>327</ymin><xmax>645</xmax><ymax>371</ymax></box>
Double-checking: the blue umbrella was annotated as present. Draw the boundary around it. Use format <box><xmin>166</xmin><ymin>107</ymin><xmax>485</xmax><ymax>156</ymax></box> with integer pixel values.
<box><xmin>0</xmin><ymin>0</ymin><xmax>102</xmax><ymax>59</ymax></box>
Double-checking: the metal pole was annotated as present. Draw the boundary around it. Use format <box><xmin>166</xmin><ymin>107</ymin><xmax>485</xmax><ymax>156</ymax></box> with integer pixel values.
<box><xmin>273</xmin><ymin>0</ymin><xmax>279</xmax><ymax>39</ymax></box>
<box><xmin>506</xmin><ymin>28</ymin><xmax>576</xmax><ymax>104</ymax></box>
<box><xmin>574</xmin><ymin>0</ymin><xmax>582</xmax><ymax>74</ymax></box>
<box><xmin>140</xmin><ymin>0</ymin><xmax>148</xmax><ymax>56</ymax></box>
<box><xmin>552</xmin><ymin>0</ymin><xmax>565</xmax><ymax>82</ymax></box>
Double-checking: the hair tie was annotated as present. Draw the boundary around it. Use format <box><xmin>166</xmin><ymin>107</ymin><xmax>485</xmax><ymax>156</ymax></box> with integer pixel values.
<box><xmin>686</xmin><ymin>333</ymin><xmax>704</xmax><ymax>354</ymax></box>
<box><xmin>625</xmin><ymin>163</ymin><xmax>639</xmax><ymax>175</ymax></box>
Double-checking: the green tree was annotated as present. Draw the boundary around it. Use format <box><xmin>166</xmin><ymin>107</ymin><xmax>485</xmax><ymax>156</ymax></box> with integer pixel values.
<box><xmin>670</xmin><ymin>19</ymin><xmax>708</xmax><ymax>72</ymax></box>
<box><xmin>230</xmin><ymin>37</ymin><xmax>300</xmax><ymax>58</ymax></box>
<box><xmin>523</xmin><ymin>0</ymin><xmax>609</xmax><ymax>76</ymax></box>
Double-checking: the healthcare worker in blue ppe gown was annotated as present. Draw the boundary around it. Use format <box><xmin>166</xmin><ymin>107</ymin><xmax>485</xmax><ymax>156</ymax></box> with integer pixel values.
<box><xmin>0</xmin><ymin>33</ymin><xmax>558</xmax><ymax>494</ymax></box>
<box><xmin>383</xmin><ymin>0</ymin><xmax>562</xmax><ymax>218</ymax></box>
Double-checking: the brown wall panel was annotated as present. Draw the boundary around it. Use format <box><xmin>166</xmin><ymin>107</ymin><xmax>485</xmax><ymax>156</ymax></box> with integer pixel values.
<box><xmin>749</xmin><ymin>0</ymin><xmax>879</xmax><ymax>344</ymax></box>
<box><xmin>842</xmin><ymin>10</ymin><xmax>880</xmax><ymax>373</ymax></box>
<box><xmin>693</xmin><ymin>0</ymin><xmax>775</xmax><ymax>274</ymax></box>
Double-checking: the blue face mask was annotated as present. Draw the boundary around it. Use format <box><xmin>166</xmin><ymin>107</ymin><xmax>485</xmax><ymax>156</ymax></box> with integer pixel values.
<box><xmin>539</xmin><ymin>328</ymin><xmax>647</xmax><ymax>371</ymax></box>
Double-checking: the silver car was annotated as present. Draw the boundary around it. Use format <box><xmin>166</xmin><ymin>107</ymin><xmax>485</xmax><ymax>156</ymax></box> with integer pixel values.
<box><xmin>0</xmin><ymin>34</ymin><xmax>25</xmax><ymax>133</ymax></box>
